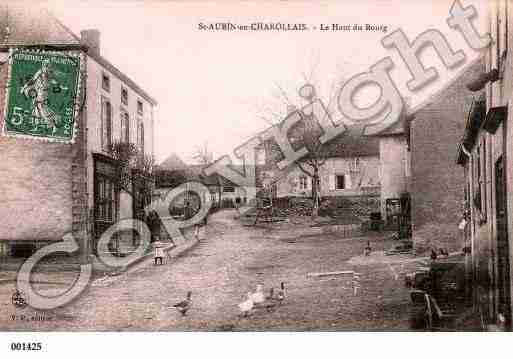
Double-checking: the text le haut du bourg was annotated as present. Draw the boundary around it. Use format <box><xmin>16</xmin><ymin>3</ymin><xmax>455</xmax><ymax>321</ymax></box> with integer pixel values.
<box><xmin>197</xmin><ymin>22</ymin><xmax>388</xmax><ymax>33</ymax></box>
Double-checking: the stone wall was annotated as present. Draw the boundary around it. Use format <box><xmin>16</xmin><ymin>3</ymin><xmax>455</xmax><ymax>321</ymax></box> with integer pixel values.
<box><xmin>0</xmin><ymin>61</ymin><xmax>75</xmax><ymax>243</ymax></box>
<box><xmin>410</xmin><ymin>61</ymin><xmax>484</xmax><ymax>253</ymax></box>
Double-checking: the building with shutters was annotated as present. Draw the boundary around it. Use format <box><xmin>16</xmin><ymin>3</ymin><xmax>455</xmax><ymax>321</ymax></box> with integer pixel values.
<box><xmin>454</xmin><ymin>0</ymin><xmax>513</xmax><ymax>331</ymax></box>
<box><xmin>265</xmin><ymin>133</ymin><xmax>381</xmax><ymax>199</ymax></box>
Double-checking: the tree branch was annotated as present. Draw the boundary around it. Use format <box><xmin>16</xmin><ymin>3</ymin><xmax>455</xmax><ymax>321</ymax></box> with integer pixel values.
<box><xmin>297</xmin><ymin>161</ymin><xmax>313</xmax><ymax>177</ymax></box>
<box><xmin>274</xmin><ymin>82</ymin><xmax>293</xmax><ymax>107</ymax></box>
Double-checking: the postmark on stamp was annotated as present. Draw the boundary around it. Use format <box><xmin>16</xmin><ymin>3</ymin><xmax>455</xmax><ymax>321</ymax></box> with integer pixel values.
<box><xmin>2</xmin><ymin>49</ymin><xmax>82</xmax><ymax>143</ymax></box>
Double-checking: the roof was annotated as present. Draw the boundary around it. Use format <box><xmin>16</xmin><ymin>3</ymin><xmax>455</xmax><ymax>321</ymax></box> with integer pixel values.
<box><xmin>263</xmin><ymin>119</ymin><xmax>379</xmax><ymax>168</ymax></box>
<box><xmin>0</xmin><ymin>4</ymin><xmax>157</xmax><ymax>106</ymax></box>
<box><xmin>88</xmin><ymin>52</ymin><xmax>158</xmax><ymax>106</ymax></box>
<box><xmin>367</xmin><ymin>57</ymin><xmax>486</xmax><ymax>139</ymax></box>
<box><xmin>159</xmin><ymin>153</ymin><xmax>188</xmax><ymax>171</ymax></box>
<box><xmin>409</xmin><ymin>57</ymin><xmax>485</xmax><ymax>116</ymax></box>
<box><xmin>0</xmin><ymin>4</ymin><xmax>80</xmax><ymax>46</ymax></box>
<box><xmin>314</xmin><ymin>127</ymin><xmax>380</xmax><ymax>158</ymax></box>
<box><xmin>155</xmin><ymin>164</ymin><xmax>222</xmax><ymax>189</ymax></box>
<box><xmin>155</xmin><ymin>161</ymin><xmax>270</xmax><ymax>189</ymax></box>
<box><xmin>187</xmin><ymin>164</ymin><xmax>224</xmax><ymax>186</ymax></box>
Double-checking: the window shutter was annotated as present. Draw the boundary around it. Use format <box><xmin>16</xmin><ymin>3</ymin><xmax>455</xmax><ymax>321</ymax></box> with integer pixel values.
<box><xmin>329</xmin><ymin>175</ymin><xmax>335</xmax><ymax>190</ymax></box>
<box><xmin>345</xmin><ymin>174</ymin><xmax>352</xmax><ymax>189</ymax></box>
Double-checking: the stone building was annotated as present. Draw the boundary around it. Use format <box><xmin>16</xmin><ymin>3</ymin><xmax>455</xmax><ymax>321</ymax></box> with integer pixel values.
<box><xmin>455</xmin><ymin>0</ymin><xmax>513</xmax><ymax>330</ymax></box>
<box><xmin>0</xmin><ymin>6</ymin><xmax>156</xmax><ymax>257</ymax></box>
<box><xmin>406</xmin><ymin>59</ymin><xmax>485</xmax><ymax>253</ymax></box>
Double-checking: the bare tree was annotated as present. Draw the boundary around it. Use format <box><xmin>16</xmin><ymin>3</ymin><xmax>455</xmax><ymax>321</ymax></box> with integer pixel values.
<box><xmin>109</xmin><ymin>141</ymin><xmax>155</xmax><ymax>209</ymax></box>
<box><xmin>192</xmin><ymin>141</ymin><xmax>222</xmax><ymax>207</ymax></box>
<box><xmin>192</xmin><ymin>141</ymin><xmax>214</xmax><ymax>165</ymax></box>
<box><xmin>254</xmin><ymin>67</ymin><xmax>347</xmax><ymax>217</ymax></box>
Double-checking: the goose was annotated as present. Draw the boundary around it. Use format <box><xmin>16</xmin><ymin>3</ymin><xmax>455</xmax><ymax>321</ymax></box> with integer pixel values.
<box><xmin>265</xmin><ymin>288</ymin><xmax>274</xmax><ymax>300</ymax></box>
<box><xmin>238</xmin><ymin>292</ymin><xmax>254</xmax><ymax>317</ymax></box>
<box><xmin>276</xmin><ymin>282</ymin><xmax>286</xmax><ymax>305</ymax></box>
<box><xmin>264</xmin><ymin>288</ymin><xmax>278</xmax><ymax>312</ymax></box>
<box><xmin>172</xmin><ymin>291</ymin><xmax>192</xmax><ymax>316</ymax></box>
<box><xmin>364</xmin><ymin>241</ymin><xmax>372</xmax><ymax>256</ymax></box>
<box><xmin>251</xmin><ymin>284</ymin><xmax>265</xmax><ymax>305</ymax></box>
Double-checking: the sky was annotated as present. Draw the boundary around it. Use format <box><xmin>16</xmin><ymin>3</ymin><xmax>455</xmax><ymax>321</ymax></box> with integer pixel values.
<box><xmin>45</xmin><ymin>0</ymin><xmax>488</xmax><ymax>164</ymax></box>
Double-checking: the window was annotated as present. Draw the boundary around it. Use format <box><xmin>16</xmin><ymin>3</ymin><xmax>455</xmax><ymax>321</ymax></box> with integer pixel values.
<box><xmin>121</xmin><ymin>87</ymin><xmax>128</xmax><ymax>106</ymax></box>
<box><xmin>96</xmin><ymin>177</ymin><xmax>117</xmax><ymax>222</ymax></box>
<box><xmin>121</xmin><ymin>111</ymin><xmax>130</xmax><ymax>143</ymax></box>
<box><xmin>336</xmin><ymin>175</ymin><xmax>346</xmax><ymax>190</ymax></box>
<box><xmin>223</xmin><ymin>186</ymin><xmax>235</xmax><ymax>193</ymax></box>
<box><xmin>350</xmin><ymin>157</ymin><xmax>361</xmax><ymax>172</ymax></box>
<box><xmin>299</xmin><ymin>175</ymin><xmax>308</xmax><ymax>190</ymax></box>
<box><xmin>137</xmin><ymin>100</ymin><xmax>143</xmax><ymax>115</ymax></box>
<box><xmin>102</xmin><ymin>73</ymin><xmax>110</xmax><ymax>92</ymax></box>
<box><xmin>137</xmin><ymin>121</ymin><xmax>144</xmax><ymax>153</ymax></box>
<box><xmin>101</xmin><ymin>98</ymin><xmax>112</xmax><ymax>151</ymax></box>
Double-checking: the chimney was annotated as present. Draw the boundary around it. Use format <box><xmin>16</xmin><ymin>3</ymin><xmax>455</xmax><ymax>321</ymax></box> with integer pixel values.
<box><xmin>80</xmin><ymin>29</ymin><xmax>101</xmax><ymax>56</ymax></box>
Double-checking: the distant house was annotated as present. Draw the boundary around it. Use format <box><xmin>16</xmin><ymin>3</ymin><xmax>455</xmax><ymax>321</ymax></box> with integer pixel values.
<box><xmin>154</xmin><ymin>157</ymin><xmax>247</xmax><ymax>212</ymax></box>
<box><xmin>262</xmin><ymin>131</ymin><xmax>381</xmax><ymax>199</ymax></box>
<box><xmin>159</xmin><ymin>153</ymin><xmax>188</xmax><ymax>172</ymax></box>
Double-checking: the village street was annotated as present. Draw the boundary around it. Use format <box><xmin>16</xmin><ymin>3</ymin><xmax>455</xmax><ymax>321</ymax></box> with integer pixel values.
<box><xmin>0</xmin><ymin>210</ymin><xmax>416</xmax><ymax>331</ymax></box>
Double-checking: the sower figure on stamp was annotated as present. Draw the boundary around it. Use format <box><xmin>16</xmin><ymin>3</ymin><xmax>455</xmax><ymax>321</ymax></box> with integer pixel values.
<box><xmin>21</xmin><ymin>59</ymin><xmax>61</xmax><ymax>133</ymax></box>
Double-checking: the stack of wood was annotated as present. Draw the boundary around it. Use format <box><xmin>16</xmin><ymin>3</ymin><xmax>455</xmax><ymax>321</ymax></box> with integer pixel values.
<box><xmin>274</xmin><ymin>205</ymin><xmax>313</xmax><ymax>217</ymax></box>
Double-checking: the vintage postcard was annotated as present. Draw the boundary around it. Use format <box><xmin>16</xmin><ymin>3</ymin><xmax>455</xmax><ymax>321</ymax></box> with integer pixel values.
<box><xmin>0</xmin><ymin>0</ymin><xmax>511</xmax><ymax>356</ymax></box>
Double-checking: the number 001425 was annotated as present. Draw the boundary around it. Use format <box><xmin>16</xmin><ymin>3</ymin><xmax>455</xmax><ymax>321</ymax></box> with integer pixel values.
<box><xmin>10</xmin><ymin>342</ymin><xmax>42</xmax><ymax>351</ymax></box>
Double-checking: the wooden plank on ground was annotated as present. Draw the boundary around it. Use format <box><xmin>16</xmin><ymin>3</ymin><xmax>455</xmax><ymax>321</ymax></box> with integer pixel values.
<box><xmin>307</xmin><ymin>270</ymin><xmax>355</xmax><ymax>278</ymax></box>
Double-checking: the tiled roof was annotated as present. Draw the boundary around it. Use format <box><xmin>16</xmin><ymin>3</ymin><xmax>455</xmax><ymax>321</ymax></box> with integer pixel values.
<box><xmin>159</xmin><ymin>153</ymin><xmax>188</xmax><ymax>171</ymax></box>
<box><xmin>0</xmin><ymin>5</ymin><xmax>80</xmax><ymax>46</ymax></box>
<box><xmin>263</xmin><ymin>121</ymin><xmax>379</xmax><ymax>167</ymax></box>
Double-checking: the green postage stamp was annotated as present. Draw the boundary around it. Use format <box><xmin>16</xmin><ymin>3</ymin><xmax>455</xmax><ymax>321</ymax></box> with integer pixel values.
<box><xmin>2</xmin><ymin>49</ymin><xmax>83</xmax><ymax>143</ymax></box>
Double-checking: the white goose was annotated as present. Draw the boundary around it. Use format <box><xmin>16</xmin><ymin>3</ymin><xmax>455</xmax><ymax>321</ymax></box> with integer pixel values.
<box><xmin>238</xmin><ymin>292</ymin><xmax>254</xmax><ymax>317</ymax></box>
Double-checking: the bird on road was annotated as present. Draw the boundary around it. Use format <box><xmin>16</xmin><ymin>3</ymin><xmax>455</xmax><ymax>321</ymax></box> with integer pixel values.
<box><xmin>172</xmin><ymin>291</ymin><xmax>192</xmax><ymax>316</ymax></box>
<box><xmin>265</xmin><ymin>287</ymin><xmax>274</xmax><ymax>301</ymax></box>
<box><xmin>364</xmin><ymin>241</ymin><xmax>372</xmax><ymax>256</ymax></box>
<box><xmin>238</xmin><ymin>292</ymin><xmax>254</xmax><ymax>318</ymax></box>
<box><xmin>264</xmin><ymin>288</ymin><xmax>279</xmax><ymax>312</ymax></box>
<box><xmin>251</xmin><ymin>284</ymin><xmax>265</xmax><ymax>306</ymax></box>
<box><xmin>276</xmin><ymin>282</ymin><xmax>286</xmax><ymax>305</ymax></box>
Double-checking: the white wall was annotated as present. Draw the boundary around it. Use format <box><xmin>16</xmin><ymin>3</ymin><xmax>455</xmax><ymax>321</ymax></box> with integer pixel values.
<box><xmin>273</xmin><ymin>156</ymin><xmax>380</xmax><ymax>198</ymax></box>
<box><xmin>379</xmin><ymin>136</ymin><xmax>407</xmax><ymax>217</ymax></box>
<box><xmin>85</xmin><ymin>56</ymin><xmax>155</xmax><ymax>218</ymax></box>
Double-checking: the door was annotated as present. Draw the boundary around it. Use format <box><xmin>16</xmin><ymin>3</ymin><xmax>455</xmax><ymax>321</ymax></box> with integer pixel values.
<box><xmin>495</xmin><ymin>156</ymin><xmax>511</xmax><ymax>327</ymax></box>
<box><xmin>93</xmin><ymin>156</ymin><xmax>119</xmax><ymax>255</ymax></box>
